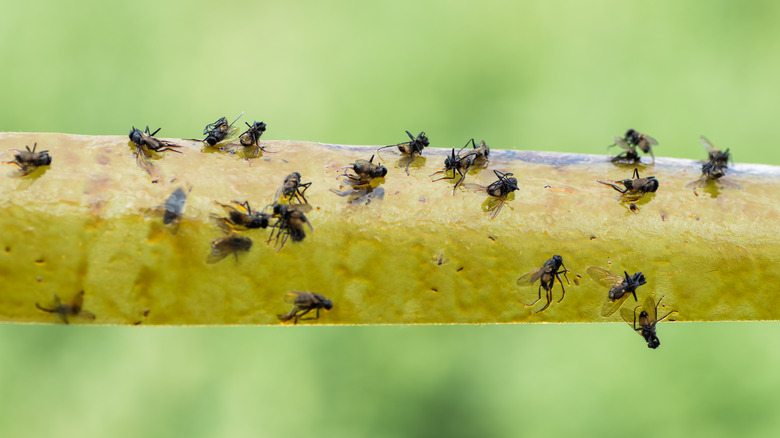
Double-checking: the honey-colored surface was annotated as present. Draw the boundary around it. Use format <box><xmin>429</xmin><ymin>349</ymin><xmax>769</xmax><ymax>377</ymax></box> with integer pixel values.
<box><xmin>1</xmin><ymin>132</ymin><xmax>778</xmax><ymax>325</ymax></box>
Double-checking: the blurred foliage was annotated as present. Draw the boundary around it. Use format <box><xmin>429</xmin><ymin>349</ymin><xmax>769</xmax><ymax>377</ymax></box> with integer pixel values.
<box><xmin>1</xmin><ymin>0</ymin><xmax>779</xmax><ymax>436</ymax></box>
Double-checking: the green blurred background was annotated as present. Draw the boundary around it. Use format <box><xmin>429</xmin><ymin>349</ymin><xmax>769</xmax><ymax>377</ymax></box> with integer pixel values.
<box><xmin>2</xmin><ymin>0</ymin><xmax>780</xmax><ymax>436</ymax></box>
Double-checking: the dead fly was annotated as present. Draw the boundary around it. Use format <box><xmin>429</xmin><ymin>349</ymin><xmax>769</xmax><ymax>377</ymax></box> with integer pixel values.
<box><xmin>273</xmin><ymin>172</ymin><xmax>312</xmax><ymax>205</ymax></box>
<box><xmin>266</xmin><ymin>203</ymin><xmax>313</xmax><ymax>252</ymax></box>
<box><xmin>608</xmin><ymin>136</ymin><xmax>641</xmax><ymax>164</ymax></box>
<box><xmin>277</xmin><ymin>291</ymin><xmax>333</xmax><ymax>324</ymax></box>
<box><xmin>465</xmin><ymin>170</ymin><xmax>519</xmax><ymax>220</ymax></box>
<box><xmin>210</xmin><ymin>200</ymin><xmax>270</xmax><ymax>232</ymax></box>
<box><xmin>376</xmin><ymin>130</ymin><xmax>430</xmax><ymax>175</ymax></box>
<box><xmin>597</xmin><ymin>168</ymin><xmax>659</xmax><ymax>202</ymax></box>
<box><xmin>189</xmin><ymin>112</ymin><xmax>244</xmax><ymax>146</ymax></box>
<box><xmin>35</xmin><ymin>291</ymin><xmax>95</xmax><ymax>324</ymax></box>
<box><xmin>3</xmin><ymin>143</ymin><xmax>52</xmax><ymax>176</ymax></box>
<box><xmin>237</xmin><ymin>121</ymin><xmax>276</xmax><ymax>156</ymax></box>
<box><xmin>129</xmin><ymin>126</ymin><xmax>183</xmax><ymax>174</ymax></box>
<box><xmin>623</xmin><ymin>129</ymin><xmax>659</xmax><ymax>161</ymax></box>
<box><xmin>206</xmin><ymin>234</ymin><xmax>253</xmax><ymax>264</ymax></box>
<box><xmin>459</xmin><ymin>138</ymin><xmax>490</xmax><ymax>164</ymax></box>
<box><xmin>430</xmin><ymin>148</ymin><xmax>477</xmax><ymax>194</ymax></box>
<box><xmin>586</xmin><ymin>267</ymin><xmax>646</xmax><ymax>317</ymax></box>
<box><xmin>686</xmin><ymin>136</ymin><xmax>741</xmax><ymax>191</ymax></box>
<box><xmin>338</xmin><ymin>155</ymin><xmax>387</xmax><ymax>186</ymax></box>
<box><xmin>163</xmin><ymin>187</ymin><xmax>189</xmax><ymax>225</ymax></box>
<box><xmin>516</xmin><ymin>255</ymin><xmax>571</xmax><ymax>313</ymax></box>
<box><xmin>331</xmin><ymin>155</ymin><xmax>387</xmax><ymax>201</ymax></box>
<box><xmin>621</xmin><ymin>295</ymin><xmax>676</xmax><ymax>349</ymax></box>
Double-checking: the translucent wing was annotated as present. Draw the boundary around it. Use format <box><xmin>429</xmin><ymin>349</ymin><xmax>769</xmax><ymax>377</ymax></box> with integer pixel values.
<box><xmin>620</xmin><ymin>306</ymin><xmax>640</xmax><ymax>332</ymax></box>
<box><xmin>287</xmin><ymin>204</ymin><xmax>313</xmax><ymax>214</ymax></box>
<box><xmin>487</xmin><ymin>197</ymin><xmax>506</xmax><ymax>221</ymax></box>
<box><xmin>685</xmin><ymin>177</ymin><xmax>707</xmax><ymax>189</ymax></box>
<box><xmin>272</xmin><ymin>185</ymin><xmax>285</xmax><ymax>203</ymax></box>
<box><xmin>516</xmin><ymin>267</ymin><xmax>544</xmax><ymax>286</ymax></box>
<box><xmin>642</xmin><ymin>295</ymin><xmax>658</xmax><ymax>322</ymax></box>
<box><xmin>601</xmin><ymin>294</ymin><xmax>630</xmax><ymax>317</ymax></box>
<box><xmin>134</xmin><ymin>146</ymin><xmax>155</xmax><ymax>176</ymax></box>
<box><xmin>611</xmin><ymin>137</ymin><xmax>632</xmax><ymax>151</ymax></box>
<box><xmin>700</xmin><ymin>136</ymin><xmax>717</xmax><ymax>153</ymax></box>
<box><xmin>646</xmin><ymin>135</ymin><xmax>659</xmax><ymax>146</ymax></box>
<box><xmin>463</xmin><ymin>183</ymin><xmax>488</xmax><ymax>194</ymax></box>
<box><xmin>715</xmin><ymin>178</ymin><xmax>743</xmax><ymax>190</ymax></box>
<box><xmin>586</xmin><ymin>267</ymin><xmax>624</xmax><ymax>288</ymax></box>
<box><xmin>283</xmin><ymin>291</ymin><xmax>306</xmax><ymax>304</ymax></box>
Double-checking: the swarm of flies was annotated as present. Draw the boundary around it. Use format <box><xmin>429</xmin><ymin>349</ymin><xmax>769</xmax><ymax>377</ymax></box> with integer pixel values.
<box><xmin>609</xmin><ymin>129</ymin><xmax>658</xmax><ymax>164</ymax></box>
<box><xmin>686</xmin><ymin>136</ymin><xmax>742</xmax><ymax>193</ymax></box>
<box><xmin>273</xmin><ymin>172</ymin><xmax>312</xmax><ymax>205</ymax></box>
<box><xmin>376</xmin><ymin>130</ymin><xmax>430</xmax><ymax>175</ymax></box>
<box><xmin>3</xmin><ymin>143</ymin><xmax>52</xmax><ymax>176</ymax></box>
<box><xmin>621</xmin><ymin>295</ymin><xmax>676</xmax><ymax>349</ymax></box>
<box><xmin>278</xmin><ymin>291</ymin><xmax>333</xmax><ymax>324</ymax></box>
<box><xmin>206</xmin><ymin>234</ymin><xmax>253</xmax><ymax>264</ymax></box>
<box><xmin>516</xmin><ymin>255</ymin><xmax>571</xmax><ymax>313</ymax></box>
<box><xmin>129</xmin><ymin>126</ymin><xmax>184</xmax><ymax>176</ymax></box>
<box><xmin>586</xmin><ymin>267</ymin><xmax>646</xmax><ymax>317</ymax></box>
<box><xmin>266</xmin><ymin>203</ymin><xmax>313</xmax><ymax>252</ymax></box>
<box><xmin>465</xmin><ymin>170</ymin><xmax>519</xmax><ymax>220</ymax></box>
<box><xmin>330</xmin><ymin>155</ymin><xmax>387</xmax><ymax>203</ymax></box>
<box><xmin>597</xmin><ymin>168</ymin><xmax>659</xmax><ymax>202</ymax></box>
<box><xmin>188</xmin><ymin>112</ymin><xmax>244</xmax><ymax>147</ymax></box>
<box><xmin>210</xmin><ymin>200</ymin><xmax>270</xmax><ymax>232</ymax></box>
<box><xmin>35</xmin><ymin>291</ymin><xmax>95</xmax><ymax>324</ymax></box>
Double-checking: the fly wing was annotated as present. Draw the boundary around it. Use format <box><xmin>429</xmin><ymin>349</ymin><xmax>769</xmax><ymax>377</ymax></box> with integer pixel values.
<box><xmin>487</xmin><ymin>197</ymin><xmax>506</xmax><ymax>221</ymax></box>
<box><xmin>611</xmin><ymin>137</ymin><xmax>632</xmax><ymax>151</ymax></box>
<box><xmin>134</xmin><ymin>146</ymin><xmax>157</xmax><ymax>177</ymax></box>
<box><xmin>646</xmin><ymin>135</ymin><xmax>659</xmax><ymax>146</ymax></box>
<box><xmin>288</xmin><ymin>204</ymin><xmax>313</xmax><ymax>214</ymax></box>
<box><xmin>642</xmin><ymin>295</ymin><xmax>658</xmax><ymax>322</ymax></box>
<box><xmin>283</xmin><ymin>291</ymin><xmax>304</xmax><ymax>304</ymax></box>
<box><xmin>685</xmin><ymin>177</ymin><xmax>707</xmax><ymax>189</ymax></box>
<box><xmin>463</xmin><ymin>183</ymin><xmax>487</xmax><ymax>194</ymax></box>
<box><xmin>700</xmin><ymin>136</ymin><xmax>717</xmax><ymax>153</ymax></box>
<box><xmin>586</xmin><ymin>267</ymin><xmax>624</xmax><ymax>288</ymax></box>
<box><xmin>601</xmin><ymin>294</ymin><xmax>629</xmax><ymax>317</ymax></box>
<box><xmin>516</xmin><ymin>267</ymin><xmax>544</xmax><ymax>286</ymax></box>
<box><xmin>620</xmin><ymin>306</ymin><xmax>640</xmax><ymax>332</ymax></box>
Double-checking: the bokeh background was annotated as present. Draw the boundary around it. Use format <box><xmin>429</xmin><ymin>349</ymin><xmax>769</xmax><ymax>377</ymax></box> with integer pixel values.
<box><xmin>2</xmin><ymin>0</ymin><xmax>780</xmax><ymax>436</ymax></box>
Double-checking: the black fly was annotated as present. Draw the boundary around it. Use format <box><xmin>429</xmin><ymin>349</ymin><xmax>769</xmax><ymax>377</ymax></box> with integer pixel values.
<box><xmin>621</xmin><ymin>295</ymin><xmax>676</xmax><ymax>349</ymax></box>
<box><xmin>163</xmin><ymin>187</ymin><xmax>189</xmax><ymax>225</ymax></box>
<box><xmin>273</xmin><ymin>172</ymin><xmax>312</xmax><ymax>205</ymax></box>
<box><xmin>206</xmin><ymin>234</ymin><xmax>253</xmax><ymax>264</ymax></box>
<box><xmin>128</xmin><ymin>126</ymin><xmax>183</xmax><ymax>175</ymax></box>
<box><xmin>376</xmin><ymin>130</ymin><xmax>430</xmax><ymax>175</ymax></box>
<box><xmin>586</xmin><ymin>267</ymin><xmax>646</xmax><ymax>317</ymax></box>
<box><xmin>237</xmin><ymin>121</ymin><xmax>275</xmax><ymax>157</ymax></box>
<box><xmin>465</xmin><ymin>170</ymin><xmax>519</xmax><ymax>220</ymax></box>
<box><xmin>35</xmin><ymin>291</ymin><xmax>95</xmax><ymax>324</ymax></box>
<box><xmin>3</xmin><ymin>143</ymin><xmax>52</xmax><ymax>176</ymax></box>
<box><xmin>190</xmin><ymin>112</ymin><xmax>244</xmax><ymax>146</ymax></box>
<box><xmin>211</xmin><ymin>200</ymin><xmax>270</xmax><ymax>232</ymax></box>
<box><xmin>597</xmin><ymin>168</ymin><xmax>659</xmax><ymax>202</ymax></box>
<box><xmin>277</xmin><ymin>291</ymin><xmax>333</xmax><ymax>324</ymax></box>
<box><xmin>686</xmin><ymin>136</ymin><xmax>742</xmax><ymax>192</ymax></box>
<box><xmin>516</xmin><ymin>255</ymin><xmax>571</xmax><ymax>313</ymax></box>
<box><xmin>266</xmin><ymin>203</ymin><xmax>313</xmax><ymax>252</ymax></box>
<box><xmin>430</xmin><ymin>148</ymin><xmax>477</xmax><ymax>194</ymax></box>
